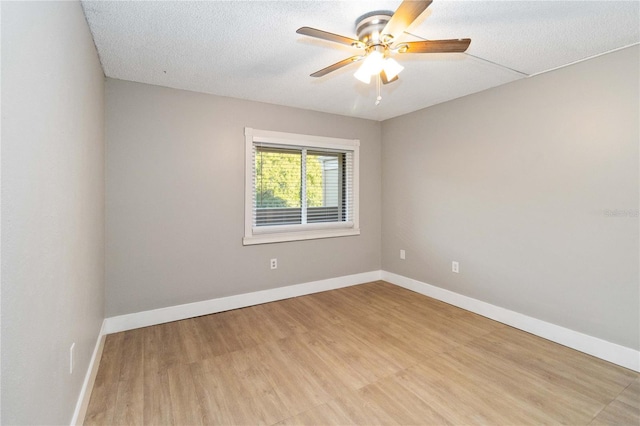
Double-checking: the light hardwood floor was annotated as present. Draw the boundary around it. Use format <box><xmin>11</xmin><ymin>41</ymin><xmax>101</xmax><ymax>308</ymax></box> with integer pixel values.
<box><xmin>85</xmin><ymin>281</ymin><xmax>639</xmax><ymax>425</ymax></box>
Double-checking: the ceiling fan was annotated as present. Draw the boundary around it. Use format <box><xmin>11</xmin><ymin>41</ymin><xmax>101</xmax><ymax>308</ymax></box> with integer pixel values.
<box><xmin>296</xmin><ymin>0</ymin><xmax>471</xmax><ymax>102</ymax></box>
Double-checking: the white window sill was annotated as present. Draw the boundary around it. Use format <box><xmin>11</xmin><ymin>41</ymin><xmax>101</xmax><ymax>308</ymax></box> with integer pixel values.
<box><xmin>243</xmin><ymin>227</ymin><xmax>360</xmax><ymax>245</ymax></box>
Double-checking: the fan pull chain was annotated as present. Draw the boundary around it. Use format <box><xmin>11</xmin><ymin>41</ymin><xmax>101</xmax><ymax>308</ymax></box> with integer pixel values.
<box><xmin>375</xmin><ymin>74</ymin><xmax>382</xmax><ymax>106</ymax></box>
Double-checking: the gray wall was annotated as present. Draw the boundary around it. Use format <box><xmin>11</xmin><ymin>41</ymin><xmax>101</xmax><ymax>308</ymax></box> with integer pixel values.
<box><xmin>381</xmin><ymin>45</ymin><xmax>639</xmax><ymax>350</ymax></box>
<box><xmin>1</xmin><ymin>1</ymin><xmax>105</xmax><ymax>424</ymax></box>
<box><xmin>105</xmin><ymin>79</ymin><xmax>381</xmax><ymax>316</ymax></box>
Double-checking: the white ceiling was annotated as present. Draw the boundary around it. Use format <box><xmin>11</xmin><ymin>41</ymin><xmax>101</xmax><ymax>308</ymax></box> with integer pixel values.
<box><xmin>82</xmin><ymin>1</ymin><xmax>639</xmax><ymax>121</ymax></box>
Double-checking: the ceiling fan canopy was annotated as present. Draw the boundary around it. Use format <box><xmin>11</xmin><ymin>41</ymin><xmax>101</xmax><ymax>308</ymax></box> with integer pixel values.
<box><xmin>296</xmin><ymin>0</ymin><xmax>471</xmax><ymax>89</ymax></box>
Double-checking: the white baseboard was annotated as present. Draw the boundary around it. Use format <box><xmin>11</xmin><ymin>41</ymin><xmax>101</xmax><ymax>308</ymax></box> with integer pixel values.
<box><xmin>102</xmin><ymin>270</ymin><xmax>382</xmax><ymax>334</ymax></box>
<box><xmin>382</xmin><ymin>271</ymin><xmax>640</xmax><ymax>372</ymax></box>
<box><xmin>70</xmin><ymin>320</ymin><xmax>107</xmax><ymax>425</ymax></box>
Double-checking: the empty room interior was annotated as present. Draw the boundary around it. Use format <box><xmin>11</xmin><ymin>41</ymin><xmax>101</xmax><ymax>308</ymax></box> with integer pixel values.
<box><xmin>2</xmin><ymin>1</ymin><xmax>639</xmax><ymax>425</ymax></box>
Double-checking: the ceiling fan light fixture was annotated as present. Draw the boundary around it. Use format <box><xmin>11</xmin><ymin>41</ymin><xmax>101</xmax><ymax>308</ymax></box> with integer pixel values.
<box><xmin>354</xmin><ymin>66</ymin><xmax>372</xmax><ymax>84</ymax></box>
<box><xmin>354</xmin><ymin>52</ymin><xmax>403</xmax><ymax>84</ymax></box>
<box><xmin>354</xmin><ymin>50</ymin><xmax>384</xmax><ymax>84</ymax></box>
<box><xmin>383</xmin><ymin>57</ymin><xmax>404</xmax><ymax>80</ymax></box>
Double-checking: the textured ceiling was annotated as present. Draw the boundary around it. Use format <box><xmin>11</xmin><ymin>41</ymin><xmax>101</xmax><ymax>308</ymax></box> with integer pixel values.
<box><xmin>82</xmin><ymin>1</ymin><xmax>639</xmax><ymax>121</ymax></box>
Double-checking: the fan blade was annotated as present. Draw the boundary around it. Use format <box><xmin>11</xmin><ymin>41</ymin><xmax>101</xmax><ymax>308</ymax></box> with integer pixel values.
<box><xmin>380</xmin><ymin>70</ymin><xmax>399</xmax><ymax>84</ymax></box>
<box><xmin>297</xmin><ymin>27</ymin><xmax>364</xmax><ymax>48</ymax></box>
<box><xmin>398</xmin><ymin>39</ymin><xmax>471</xmax><ymax>53</ymax></box>
<box><xmin>310</xmin><ymin>56</ymin><xmax>363</xmax><ymax>77</ymax></box>
<box><xmin>382</xmin><ymin>0</ymin><xmax>432</xmax><ymax>39</ymax></box>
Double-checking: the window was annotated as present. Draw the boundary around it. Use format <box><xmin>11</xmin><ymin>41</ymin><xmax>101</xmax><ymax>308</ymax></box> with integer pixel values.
<box><xmin>244</xmin><ymin>128</ymin><xmax>360</xmax><ymax>245</ymax></box>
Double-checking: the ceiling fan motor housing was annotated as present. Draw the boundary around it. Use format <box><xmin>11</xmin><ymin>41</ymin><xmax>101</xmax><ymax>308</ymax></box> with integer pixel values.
<box><xmin>355</xmin><ymin>11</ymin><xmax>393</xmax><ymax>45</ymax></box>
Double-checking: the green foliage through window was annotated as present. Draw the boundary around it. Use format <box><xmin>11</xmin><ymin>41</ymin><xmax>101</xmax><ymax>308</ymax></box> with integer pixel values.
<box><xmin>255</xmin><ymin>149</ymin><xmax>301</xmax><ymax>208</ymax></box>
<box><xmin>255</xmin><ymin>148</ymin><xmax>332</xmax><ymax>209</ymax></box>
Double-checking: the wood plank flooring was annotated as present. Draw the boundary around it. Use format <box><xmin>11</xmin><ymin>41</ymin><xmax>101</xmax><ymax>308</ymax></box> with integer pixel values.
<box><xmin>85</xmin><ymin>281</ymin><xmax>639</xmax><ymax>425</ymax></box>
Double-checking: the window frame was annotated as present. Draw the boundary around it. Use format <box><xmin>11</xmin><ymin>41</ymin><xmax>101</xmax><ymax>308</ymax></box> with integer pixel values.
<box><xmin>244</xmin><ymin>127</ymin><xmax>360</xmax><ymax>245</ymax></box>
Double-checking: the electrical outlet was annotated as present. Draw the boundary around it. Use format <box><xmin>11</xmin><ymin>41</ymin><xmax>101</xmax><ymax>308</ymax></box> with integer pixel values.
<box><xmin>400</xmin><ymin>249</ymin><xmax>406</xmax><ymax>260</ymax></box>
<box><xmin>70</xmin><ymin>343</ymin><xmax>75</xmax><ymax>374</ymax></box>
<box><xmin>270</xmin><ymin>258</ymin><xmax>277</xmax><ymax>270</ymax></box>
<box><xmin>452</xmin><ymin>261</ymin><xmax>459</xmax><ymax>273</ymax></box>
